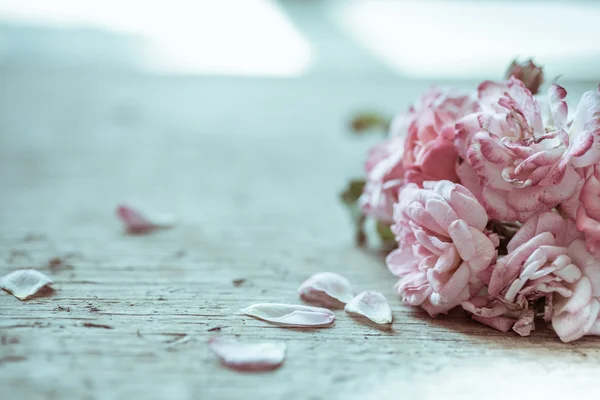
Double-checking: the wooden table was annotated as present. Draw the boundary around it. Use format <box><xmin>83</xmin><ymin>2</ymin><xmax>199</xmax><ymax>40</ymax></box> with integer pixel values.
<box><xmin>1</xmin><ymin>69</ymin><xmax>599</xmax><ymax>399</ymax></box>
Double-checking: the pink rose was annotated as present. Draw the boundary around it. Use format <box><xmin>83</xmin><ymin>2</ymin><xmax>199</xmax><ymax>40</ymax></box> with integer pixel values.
<box><xmin>466</xmin><ymin>234</ymin><xmax>600</xmax><ymax>342</ymax></box>
<box><xmin>389</xmin><ymin>88</ymin><xmax>478</xmax><ymax>185</ymax></box>
<box><xmin>455</xmin><ymin>79</ymin><xmax>584</xmax><ymax>222</ymax></box>
<box><xmin>359</xmin><ymin>137</ymin><xmax>405</xmax><ymax>223</ymax></box>
<box><xmin>386</xmin><ymin>181</ymin><xmax>498</xmax><ymax>316</ymax></box>
<box><xmin>464</xmin><ymin>213</ymin><xmax>581</xmax><ymax>336</ymax></box>
<box><xmin>552</xmin><ymin>239</ymin><xmax>600</xmax><ymax>342</ymax></box>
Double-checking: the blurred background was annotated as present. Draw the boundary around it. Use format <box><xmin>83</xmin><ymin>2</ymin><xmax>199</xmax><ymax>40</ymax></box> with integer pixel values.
<box><xmin>1</xmin><ymin>0</ymin><xmax>599</xmax><ymax>79</ymax></box>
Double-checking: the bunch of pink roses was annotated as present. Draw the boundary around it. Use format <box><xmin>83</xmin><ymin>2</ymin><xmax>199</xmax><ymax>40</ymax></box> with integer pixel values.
<box><xmin>345</xmin><ymin>60</ymin><xmax>600</xmax><ymax>342</ymax></box>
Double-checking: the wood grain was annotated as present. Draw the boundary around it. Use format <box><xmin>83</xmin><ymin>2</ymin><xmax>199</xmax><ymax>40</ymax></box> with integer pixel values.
<box><xmin>1</xmin><ymin>70</ymin><xmax>599</xmax><ymax>400</ymax></box>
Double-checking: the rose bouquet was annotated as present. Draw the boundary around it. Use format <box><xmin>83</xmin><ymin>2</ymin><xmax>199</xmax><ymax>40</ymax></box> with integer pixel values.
<box><xmin>342</xmin><ymin>60</ymin><xmax>600</xmax><ymax>342</ymax></box>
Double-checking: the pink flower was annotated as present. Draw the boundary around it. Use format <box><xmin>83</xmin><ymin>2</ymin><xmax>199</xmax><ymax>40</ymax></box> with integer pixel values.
<box><xmin>467</xmin><ymin>235</ymin><xmax>600</xmax><ymax>342</ymax></box>
<box><xmin>551</xmin><ymin>239</ymin><xmax>600</xmax><ymax>342</ymax></box>
<box><xmin>386</xmin><ymin>181</ymin><xmax>498</xmax><ymax>316</ymax></box>
<box><xmin>390</xmin><ymin>88</ymin><xmax>478</xmax><ymax>185</ymax></box>
<box><xmin>455</xmin><ymin>79</ymin><xmax>586</xmax><ymax>222</ymax></box>
<box><xmin>359</xmin><ymin>136</ymin><xmax>405</xmax><ymax>223</ymax></box>
<box><xmin>361</xmin><ymin>88</ymin><xmax>479</xmax><ymax>223</ymax></box>
<box><xmin>464</xmin><ymin>213</ymin><xmax>581</xmax><ymax>336</ymax></box>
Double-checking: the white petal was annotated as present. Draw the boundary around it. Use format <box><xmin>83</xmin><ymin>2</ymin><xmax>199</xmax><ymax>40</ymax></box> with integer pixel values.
<box><xmin>298</xmin><ymin>272</ymin><xmax>354</xmax><ymax>308</ymax></box>
<box><xmin>345</xmin><ymin>291</ymin><xmax>393</xmax><ymax>324</ymax></box>
<box><xmin>241</xmin><ymin>303</ymin><xmax>335</xmax><ymax>327</ymax></box>
<box><xmin>0</xmin><ymin>269</ymin><xmax>53</xmax><ymax>300</ymax></box>
<box><xmin>208</xmin><ymin>337</ymin><xmax>286</xmax><ymax>371</ymax></box>
<box><xmin>116</xmin><ymin>201</ymin><xmax>174</xmax><ymax>233</ymax></box>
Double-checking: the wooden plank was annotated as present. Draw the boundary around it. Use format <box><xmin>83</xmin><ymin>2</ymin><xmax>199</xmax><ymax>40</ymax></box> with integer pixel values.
<box><xmin>1</xmin><ymin>71</ymin><xmax>599</xmax><ymax>399</ymax></box>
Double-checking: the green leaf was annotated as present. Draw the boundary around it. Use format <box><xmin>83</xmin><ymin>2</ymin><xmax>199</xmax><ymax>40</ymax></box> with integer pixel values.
<box><xmin>376</xmin><ymin>222</ymin><xmax>395</xmax><ymax>241</ymax></box>
<box><xmin>376</xmin><ymin>221</ymin><xmax>396</xmax><ymax>251</ymax></box>
<box><xmin>354</xmin><ymin>214</ymin><xmax>367</xmax><ymax>247</ymax></box>
<box><xmin>340</xmin><ymin>179</ymin><xmax>367</xmax><ymax>247</ymax></box>
<box><xmin>349</xmin><ymin>112</ymin><xmax>390</xmax><ymax>135</ymax></box>
<box><xmin>340</xmin><ymin>179</ymin><xmax>366</xmax><ymax>205</ymax></box>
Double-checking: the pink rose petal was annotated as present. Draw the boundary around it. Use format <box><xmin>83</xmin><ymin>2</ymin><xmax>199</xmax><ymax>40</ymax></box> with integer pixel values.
<box><xmin>552</xmin><ymin>298</ymin><xmax>600</xmax><ymax>343</ymax></box>
<box><xmin>208</xmin><ymin>337</ymin><xmax>286</xmax><ymax>371</ymax></box>
<box><xmin>116</xmin><ymin>201</ymin><xmax>174</xmax><ymax>233</ymax></box>
<box><xmin>0</xmin><ymin>269</ymin><xmax>53</xmax><ymax>300</ymax></box>
<box><xmin>298</xmin><ymin>272</ymin><xmax>354</xmax><ymax>308</ymax></box>
<box><xmin>345</xmin><ymin>291</ymin><xmax>393</xmax><ymax>324</ymax></box>
<box><xmin>241</xmin><ymin>303</ymin><xmax>335</xmax><ymax>327</ymax></box>
<box><xmin>548</xmin><ymin>84</ymin><xmax>568</xmax><ymax>130</ymax></box>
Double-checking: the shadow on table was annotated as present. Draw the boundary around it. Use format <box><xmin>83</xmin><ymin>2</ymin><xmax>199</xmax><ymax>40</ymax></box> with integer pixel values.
<box><xmin>407</xmin><ymin>306</ymin><xmax>600</xmax><ymax>351</ymax></box>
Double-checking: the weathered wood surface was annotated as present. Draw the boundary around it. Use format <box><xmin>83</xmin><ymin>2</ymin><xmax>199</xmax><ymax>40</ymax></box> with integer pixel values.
<box><xmin>1</xmin><ymin>70</ymin><xmax>599</xmax><ymax>400</ymax></box>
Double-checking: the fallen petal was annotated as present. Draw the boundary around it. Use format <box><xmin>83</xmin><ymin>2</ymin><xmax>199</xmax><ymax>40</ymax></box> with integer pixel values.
<box><xmin>241</xmin><ymin>303</ymin><xmax>335</xmax><ymax>327</ymax></box>
<box><xmin>116</xmin><ymin>201</ymin><xmax>174</xmax><ymax>233</ymax></box>
<box><xmin>0</xmin><ymin>269</ymin><xmax>53</xmax><ymax>300</ymax></box>
<box><xmin>345</xmin><ymin>291</ymin><xmax>393</xmax><ymax>324</ymax></box>
<box><xmin>208</xmin><ymin>337</ymin><xmax>286</xmax><ymax>371</ymax></box>
<box><xmin>298</xmin><ymin>272</ymin><xmax>354</xmax><ymax>308</ymax></box>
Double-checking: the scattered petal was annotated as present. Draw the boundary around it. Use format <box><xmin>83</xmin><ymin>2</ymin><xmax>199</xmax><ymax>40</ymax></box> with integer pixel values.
<box><xmin>298</xmin><ymin>272</ymin><xmax>354</xmax><ymax>308</ymax></box>
<box><xmin>241</xmin><ymin>303</ymin><xmax>335</xmax><ymax>327</ymax></box>
<box><xmin>345</xmin><ymin>291</ymin><xmax>393</xmax><ymax>324</ymax></box>
<box><xmin>0</xmin><ymin>269</ymin><xmax>53</xmax><ymax>300</ymax></box>
<box><xmin>116</xmin><ymin>201</ymin><xmax>174</xmax><ymax>233</ymax></box>
<box><xmin>208</xmin><ymin>337</ymin><xmax>286</xmax><ymax>371</ymax></box>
